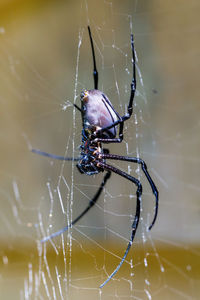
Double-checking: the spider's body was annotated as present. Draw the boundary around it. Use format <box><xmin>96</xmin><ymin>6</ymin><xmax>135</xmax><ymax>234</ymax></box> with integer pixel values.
<box><xmin>77</xmin><ymin>89</ymin><xmax>118</xmax><ymax>175</ymax></box>
<box><xmin>81</xmin><ymin>89</ymin><xmax>118</xmax><ymax>139</ymax></box>
<box><xmin>32</xmin><ymin>26</ymin><xmax>159</xmax><ymax>288</ymax></box>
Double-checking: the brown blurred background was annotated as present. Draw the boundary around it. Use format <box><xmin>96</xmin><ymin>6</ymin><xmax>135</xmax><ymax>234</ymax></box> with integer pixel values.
<box><xmin>0</xmin><ymin>0</ymin><xmax>200</xmax><ymax>299</ymax></box>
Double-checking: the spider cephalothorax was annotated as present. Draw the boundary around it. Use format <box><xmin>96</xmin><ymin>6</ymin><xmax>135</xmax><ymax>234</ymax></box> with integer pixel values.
<box><xmin>32</xmin><ymin>26</ymin><xmax>159</xmax><ymax>288</ymax></box>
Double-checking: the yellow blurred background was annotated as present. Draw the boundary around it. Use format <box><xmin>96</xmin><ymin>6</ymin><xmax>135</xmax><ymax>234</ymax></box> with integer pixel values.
<box><xmin>0</xmin><ymin>0</ymin><xmax>200</xmax><ymax>299</ymax></box>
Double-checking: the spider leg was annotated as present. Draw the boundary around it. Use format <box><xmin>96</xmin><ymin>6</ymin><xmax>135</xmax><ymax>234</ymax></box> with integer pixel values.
<box><xmin>101</xmin><ymin>153</ymin><xmax>158</xmax><ymax>230</ymax></box>
<box><xmin>96</xmin><ymin>161</ymin><xmax>141</xmax><ymax>288</ymax></box>
<box><xmin>74</xmin><ymin>103</ymin><xmax>82</xmax><ymax>112</ymax></box>
<box><xmin>41</xmin><ymin>171</ymin><xmax>111</xmax><ymax>243</ymax></box>
<box><xmin>92</xmin><ymin>33</ymin><xmax>136</xmax><ymax>143</ymax></box>
<box><xmin>32</xmin><ymin>149</ymin><xmax>80</xmax><ymax>161</ymax></box>
<box><xmin>125</xmin><ymin>33</ymin><xmax>136</xmax><ymax>121</ymax></box>
<box><xmin>88</xmin><ymin>26</ymin><xmax>98</xmax><ymax>89</ymax></box>
<box><xmin>93</xmin><ymin>120</ymin><xmax>123</xmax><ymax>144</ymax></box>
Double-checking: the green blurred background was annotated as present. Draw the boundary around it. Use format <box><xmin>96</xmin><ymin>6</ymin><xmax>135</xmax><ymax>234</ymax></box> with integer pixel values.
<box><xmin>0</xmin><ymin>0</ymin><xmax>200</xmax><ymax>299</ymax></box>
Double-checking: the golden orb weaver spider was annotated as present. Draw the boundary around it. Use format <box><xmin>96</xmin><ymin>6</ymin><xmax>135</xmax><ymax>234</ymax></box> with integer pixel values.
<box><xmin>32</xmin><ymin>26</ymin><xmax>159</xmax><ymax>288</ymax></box>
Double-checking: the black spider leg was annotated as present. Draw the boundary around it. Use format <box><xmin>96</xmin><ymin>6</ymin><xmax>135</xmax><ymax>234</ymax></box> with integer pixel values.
<box><xmin>74</xmin><ymin>103</ymin><xmax>82</xmax><ymax>112</ymax></box>
<box><xmin>96</xmin><ymin>161</ymin><xmax>141</xmax><ymax>288</ymax></box>
<box><xmin>94</xmin><ymin>33</ymin><xmax>136</xmax><ymax>144</ymax></box>
<box><xmin>100</xmin><ymin>94</ymin><xmax>121</xmax><ymax>137</ymax></box>
<box><xmin>31</xmin><ymin>104</ymin><xmax>83</xmax><ymax>160</ymax></box>
<box><xmin>101</xmin><ymin>153</ymin><xmax>158</xmax><ymax>230</ymax></box>
<box><xmin>32</xmin><ymin>149</ymin><xmax>80</xmax><ymax>161</ymax></box>
<box><xmin>88</xmin><ymin>26</ymin><xmax>98</xmax><ymax>89</ymax></box>
<box><xmin>41</xmin><ymin>171</ymin><xmax>111</xmax><ymax>243</ymax></box>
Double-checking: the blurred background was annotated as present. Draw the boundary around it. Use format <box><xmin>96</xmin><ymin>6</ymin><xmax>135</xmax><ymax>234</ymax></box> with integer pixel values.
<box><xmin>0</xmin><ymin>0</ymin><xmax>200</xmax><ymax>299</ymax></box>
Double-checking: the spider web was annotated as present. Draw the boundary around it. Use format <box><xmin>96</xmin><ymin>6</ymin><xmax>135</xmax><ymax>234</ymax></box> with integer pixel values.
<box><xmin>0</xmin><ymin>0</ymin><xmax>200</xmax><ymax>299</ymax></box>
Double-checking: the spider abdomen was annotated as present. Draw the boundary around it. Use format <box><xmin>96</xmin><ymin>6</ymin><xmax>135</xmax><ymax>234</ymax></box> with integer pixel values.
<box><xmin>81</xmin><ymin>89</ymin><xmax>118</xmax><ymax>138</ymax></box>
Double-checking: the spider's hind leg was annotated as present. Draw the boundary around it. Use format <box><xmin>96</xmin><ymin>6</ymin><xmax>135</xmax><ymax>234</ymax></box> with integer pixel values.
<box><xmin>41</xmin><ymin>171</ymin><xmax>111</xmax><ymax>243</ymax></box>
<box><xmin>103</xmin><ymin>148</ymin><xmax>110</xmax><ymax>154</ymax></box>
<box><xmin>100</xmin><ymin>153</ymin><xmax>159</xmax><ymax>230</ymax></box>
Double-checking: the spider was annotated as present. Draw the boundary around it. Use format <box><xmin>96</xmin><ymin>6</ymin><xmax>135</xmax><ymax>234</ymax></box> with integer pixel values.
<box><xmin>32</xmin><ymin>26</ymin><xmax>159</xmax><ymax>288</ymax></box>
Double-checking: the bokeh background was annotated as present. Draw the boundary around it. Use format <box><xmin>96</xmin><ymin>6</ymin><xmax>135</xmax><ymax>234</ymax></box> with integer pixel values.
<box><xmin>0</xmin><ymin>0</ymin><xmax>200</xmax><ymax>299</ymax></box>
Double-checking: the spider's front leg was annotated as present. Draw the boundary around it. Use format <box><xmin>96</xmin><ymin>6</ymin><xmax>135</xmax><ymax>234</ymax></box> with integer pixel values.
<box><xmin>88</xmin><ymin>26</ymin><xmax>98</xmax><ymax>89</ymax></box>
<box><xmin>91</xmin><ymin>33</ymin><xmax>136</xmax><ymax>144</ymax></box>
